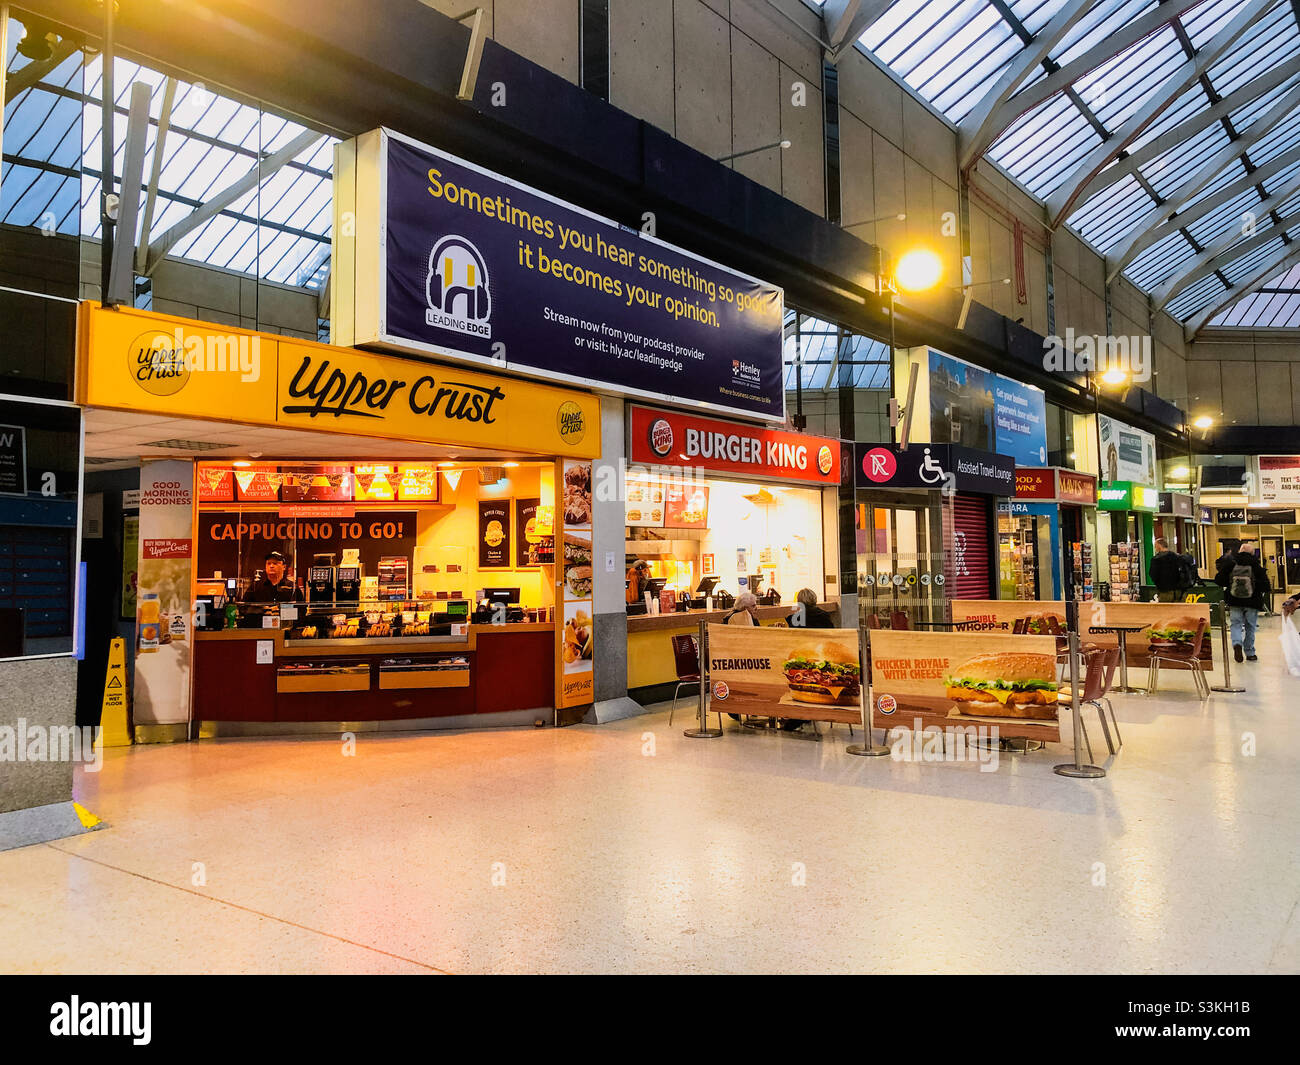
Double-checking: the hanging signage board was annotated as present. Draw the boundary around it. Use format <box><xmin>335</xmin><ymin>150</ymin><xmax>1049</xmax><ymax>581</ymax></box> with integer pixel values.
<box><xmin>1215</xmin><ymin>507</ymin><xmax>1246</xmax><ymax>524</ymax></box>
<box><xmin>627</xmin><ymin>405</ymin><xmax>839</xmax><ymax>484</ymax></box>
<box><xmin>1098</xmin><ymin>414</ymin><xmax>1156</xmax><ymax>484</ymax></box>
<box><xmin>1098</xmin><ymin>481</ymin><xmax>1159</xmax><ymax>512</ymax></box>
<box><xmin>334</xmin><ymin>128</ymin><xmax>785</xmax><ymax>422</ymax></box>
<box><xmin>854</xmin><ymin>442</ymin><xmax>1014</xmax><ymax>496</ymax></box>
<box><xmin>1158</xmin><ymin>492</ymin><xmax>1194</xmax><ymax>518</ymax></box>
<box><xmin>1258</xmin><ymin>456</ymin><xmax>1300</xmax><ymax>505</ymax></box>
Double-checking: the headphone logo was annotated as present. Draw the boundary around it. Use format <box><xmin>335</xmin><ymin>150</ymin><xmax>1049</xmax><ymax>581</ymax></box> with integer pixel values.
<box><xmin>425</xmin><ymin>235</ymin><xmax>492</xmax><ymax>339</ymax></box>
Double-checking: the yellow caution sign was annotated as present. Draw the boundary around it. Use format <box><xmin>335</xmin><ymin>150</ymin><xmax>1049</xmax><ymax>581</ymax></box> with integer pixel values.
<box><xmin>99</xmin><ymin>637</ymin><xmax>132</xmax><ymax>747</ymax></box>
<box><xmin>73</xmin><ymin>802</ymin><xmax>102</xmax><ymax>829</ymax></box>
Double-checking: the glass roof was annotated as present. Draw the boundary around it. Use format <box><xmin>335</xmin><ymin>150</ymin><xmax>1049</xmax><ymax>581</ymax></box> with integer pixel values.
<box><xmin>811</xmin><ymin>0</ymin><xmax>1300</xmax><ymax>330</ymax></box>
<box><xmin>3</xmin><ymin>22</ymin><xmax>334</xmax><ymax>291</ymax></box>
<box><xmin>783</xmin><ymin>310</ymin><xmax>893</xmax><ymax>391</ymax></box>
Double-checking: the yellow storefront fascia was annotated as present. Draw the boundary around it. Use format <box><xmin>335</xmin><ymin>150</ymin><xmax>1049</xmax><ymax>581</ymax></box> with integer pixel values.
<box><xmin>76</xmin><ymin>302</ymin><xmax>601</xmax><ymax>459</ymax></box>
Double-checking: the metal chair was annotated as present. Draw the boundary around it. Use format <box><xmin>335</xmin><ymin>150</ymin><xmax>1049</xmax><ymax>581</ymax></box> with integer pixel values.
<box><xmin>890</xmin><ymin>611</ymin><xmax>910</xmax><ymax>631</ymax></box>
<box><xmin>669</xmin><ymin>634</ymin><xmax>703</xmax><ymax>725</ymax></box>
<box><xmin>865</xmin><ymin>613</ymin><xmax>882</xmax><ymax>630</ymax></box>
<box><xmin>1146</xmin><ymin>617</ymin><xmax>1210</xmax><ymax>699</ymax></box>
<box><xmin>1095</xmin><ymin>647</ymin><xmax>1122</xmax><ymax>751</ymax></box>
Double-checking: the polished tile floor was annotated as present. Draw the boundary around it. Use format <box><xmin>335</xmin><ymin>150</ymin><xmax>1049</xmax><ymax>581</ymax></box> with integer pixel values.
<box><xmin>3</xmin><ymin>618</ymin><xmax>1298</xmax><ymax>974</ymax></box>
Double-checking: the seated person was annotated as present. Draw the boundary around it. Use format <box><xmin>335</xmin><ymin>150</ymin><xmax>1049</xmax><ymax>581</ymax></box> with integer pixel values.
<box><xmin>789</xmin><ymin>587</ymin><xmax>834</xmax><ymax>629</ymax></box>
<box><xmin>723</xmin><ymin>591</ymin><xmax>759</xmax><ymax>625</ymax></box>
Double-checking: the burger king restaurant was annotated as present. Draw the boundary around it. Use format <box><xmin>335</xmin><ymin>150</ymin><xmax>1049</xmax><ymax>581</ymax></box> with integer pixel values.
<box><xmin>622</xmin><ymin>404</ymin><xmax>843</xmax><ymax>703</ymax></box>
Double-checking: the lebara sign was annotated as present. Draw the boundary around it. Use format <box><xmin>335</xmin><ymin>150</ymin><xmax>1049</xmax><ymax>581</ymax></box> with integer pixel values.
<box><xmin>335</xmin><ymin>128</ymin><xmax>785</xmax><ymax>422</ymax></box>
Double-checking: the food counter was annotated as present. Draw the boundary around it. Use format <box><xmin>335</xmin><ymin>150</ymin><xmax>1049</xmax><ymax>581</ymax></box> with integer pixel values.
<box><xmin>626</xmin><ymin>600</ymin><xmax>840</xmax><ymax>699</ymax></box>
<box><xmin>192</xmin><ymin>621</ymin><xmax>555</xmax><ymax>727</ymax></box>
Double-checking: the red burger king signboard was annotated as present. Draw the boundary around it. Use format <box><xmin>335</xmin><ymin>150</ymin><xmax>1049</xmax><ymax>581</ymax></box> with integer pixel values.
<box><xmin>629</xmin><ymin>405</ymin><xmax>840</xmax><ymax>485</ymax></box>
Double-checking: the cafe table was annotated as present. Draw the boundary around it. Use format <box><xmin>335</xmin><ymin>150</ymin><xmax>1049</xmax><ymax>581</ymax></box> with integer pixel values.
<box><xmin>1086</xmin><ymin>623</ymin><xmax>1147</xmax><ymax>693</ymax></box>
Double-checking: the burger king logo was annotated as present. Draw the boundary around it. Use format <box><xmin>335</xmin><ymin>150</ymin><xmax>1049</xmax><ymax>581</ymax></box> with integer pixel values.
<box><xmin>648</xmin><ymin>417</ymin><xmax>674</xmax><ymax>458</ymax></box>
<box><xmin>817</xmin><ymin>444</ymin><xmax>833</xmax><ymax>475</ymax></box>
<box><xmin>712</xmin><ymin>680</ymin><xmax>730</xmax><ymax>701</ymax></box>
<box><xmin>877</xmin><ymin>694</ymin><xmax>897</xmax><ymax>716</ymax></box>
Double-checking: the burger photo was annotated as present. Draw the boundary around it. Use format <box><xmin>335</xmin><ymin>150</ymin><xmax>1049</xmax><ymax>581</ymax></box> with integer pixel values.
<box><xmin>782</xmin><ymin>643</ymin><xmax>861</xmax><ymax>706</ymax></box>
<box><xmin>944</xmin><ymin>652</ymin><xmax>1058</xmax><ymax>719</ymax></box>
<box><xmin>1145</xmin><ymin>616</ymin><xmax>1198</xmax><ymax>650</ymax></box>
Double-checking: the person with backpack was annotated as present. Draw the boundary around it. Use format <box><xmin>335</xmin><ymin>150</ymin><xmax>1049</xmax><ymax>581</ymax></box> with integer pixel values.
<box><xmin>1215</xmin><ymin>541</ymin><xmax>1271</xmax><ymax>662</ymax></box>
<box><xmin>1149</xmin><ymin>538</ymin><xmax>1186</xmax><ymax>602</ymax></box>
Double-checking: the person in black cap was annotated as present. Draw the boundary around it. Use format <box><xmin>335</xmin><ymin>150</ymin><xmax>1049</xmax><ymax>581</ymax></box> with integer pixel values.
<box><xmin>242</xmin><ymin>549</ymin><xmax>304</xmax><ymax>603</ymax></box>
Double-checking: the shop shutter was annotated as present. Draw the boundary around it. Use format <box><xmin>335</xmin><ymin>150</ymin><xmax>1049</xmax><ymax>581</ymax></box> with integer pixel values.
<box><xmin>951</xmin><ymin>494</ymin><xmax>991</xmax><ymax>599</ymax></box>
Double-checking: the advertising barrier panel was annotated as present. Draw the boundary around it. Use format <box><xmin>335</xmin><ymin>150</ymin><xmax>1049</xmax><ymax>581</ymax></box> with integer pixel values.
<box><xmin>707</xmin><ymin>624</ymin><xmax>862</xmax><ymax>724</ymax></box>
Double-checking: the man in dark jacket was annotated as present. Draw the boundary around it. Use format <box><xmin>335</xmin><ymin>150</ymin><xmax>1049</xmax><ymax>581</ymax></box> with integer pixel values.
<box><xmin>1215</xmin><ymin>542</ymin><xmax>1270</xmax><ymax>662</ymax></box>
<box><xmin>789</xmin><ymin>587</ymin><xmax>835</xmax><ymax>629</ymax></box>
<box><xmin>1149</xmin><ymin>538</ymin><xmax>1185</xmax><ymax>601</ymax></box>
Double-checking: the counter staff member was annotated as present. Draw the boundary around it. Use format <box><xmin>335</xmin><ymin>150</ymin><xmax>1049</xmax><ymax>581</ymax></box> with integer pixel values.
<box><xmin>625</xmin><ymin>560</ymin><xmax>651</xmax><ymax>605</ymax></box>
<box><xmin>243</xmin><ymin>550</ymin><xmax>305</xmax><ymax>603</ymax></box>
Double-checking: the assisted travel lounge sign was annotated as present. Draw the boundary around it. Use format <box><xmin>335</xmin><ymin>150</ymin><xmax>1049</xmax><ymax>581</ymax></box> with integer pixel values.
<box><xmin>334</xmin><ymin>128</ymin><xmax>785</xmax><ymax>421</ymax></box>
<box><xmin>854</xmin><ymin>442</ymin><xmax>1015</xmax><ymax>496</ymax></box>
<box><xmin>628</xmin><ymin>405</ymin><xmax>839</xmax><ymax>485</ymax></box>
<box><xmin>76</xmin><ymin>305</ymin><xmax>601</xmax><ymax>459</ymax></box>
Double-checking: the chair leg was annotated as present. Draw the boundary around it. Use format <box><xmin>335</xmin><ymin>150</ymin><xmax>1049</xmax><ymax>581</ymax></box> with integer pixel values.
<box><xmin>1079</xmin><ymin>716</ymin><xmax>1094</xmax><ymax>764</ymax></box>
<box><xmin>1090</xmin><ymin>699</ymin><xmax>1115</xmax><ymax>755</ymax></box>
<box><xmin>1102</xmin><ymin>697</ymin><xmax>1122</xmax><ymax>749</ymax></box>
<box><xmin>669</xmin><ymin>682</ymin><xmax>681</xmax><ymax>725</ymax></box>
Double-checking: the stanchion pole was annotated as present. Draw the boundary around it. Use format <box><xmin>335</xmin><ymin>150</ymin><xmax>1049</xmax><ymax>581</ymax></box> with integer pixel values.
<box><xmin>685</xmin><ymin>618</ymin><xmax>722</xmax><ymax>738</ymax></box>
<box><xmin>1210</xmin><ymin>601</ymin><xmax>1245</xmax><ymax>694</ymax></box>
<box><xmin>1055</xmin><ymin>599</ymin><xmax>1105</xmax><ymax>779</ymax></box>
<box><xmin>847</xmin><ymin>626</ymin><xmax>890</xmax><ymax>757</ymax></box>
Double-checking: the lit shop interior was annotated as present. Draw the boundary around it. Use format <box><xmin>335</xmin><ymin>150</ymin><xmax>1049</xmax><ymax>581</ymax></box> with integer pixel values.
<box><xmin>624</xmin><ymin>471</ymin><xmax>829</xmax><ymax>610</ymax></box>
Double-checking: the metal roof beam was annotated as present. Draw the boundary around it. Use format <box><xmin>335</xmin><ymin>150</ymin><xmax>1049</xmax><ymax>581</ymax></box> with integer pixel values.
<box><xmin>135</xmin><ymin>76</ymin><xmax>176</xmax><ymax>275</ymax></box>
<box><xmin>142</xmin><ymin>127</ymin><xmax>323</xmax><ymax>276</ymax></box>
<box><xmin>1045</xmin><ymin>0</ymin><xmax>1273</xmax><ymax>229</ymax></box>
<box><xmin>822</xmin><ymin>1</ymin><xmax>895</xmax><ymax>64</ymax></box>
<box><xmin>1153</xmin><ymin>180</ymin><xmax>1300</xmax><ymax>307</ymax></box>
<box><xmin>1185</xmin><ymin>242</ymin><xmax>1300</xmax><ymax>338</ymax></box>
<box><xmin>2</xmin><ymin>36</ymin><xmax>79</xmax><ymax>103</ymax></box>
<box><xmin>982</xmin><ymin>0</ymin><xmax>1208</xmax><ymax>150</ymax></box>
<box><xmin>1105</xmin><ymin>80</ymin><xmax>1300</xmax><ymax>282</ymax></box>
<box><xmin>958</xmin><ymin>0</ymin><xmax>1110</xmax><ymax>171</ymax></box>
<box><xmin>1074</xmin><ymin>56</ymin><xmax>1300</xmax><ymax>206</ymax></box>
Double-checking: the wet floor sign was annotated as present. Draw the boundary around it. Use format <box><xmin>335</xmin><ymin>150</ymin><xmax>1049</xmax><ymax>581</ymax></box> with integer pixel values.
<box><xmin>100</xmin><ymin>637</ymin><xmax>132</xmax><ymax>747</ymax></box>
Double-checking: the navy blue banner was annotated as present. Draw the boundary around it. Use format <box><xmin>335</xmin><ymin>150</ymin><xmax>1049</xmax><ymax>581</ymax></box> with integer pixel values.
<box><xmin>379</xmin><ymin>132</ymin><xmax>785</xmax><ymax>420</ymax></box>
<box><xmin>854</xmin><ymin>442</ymin><xmax>1015</xmax><ymax>496</ymax></box>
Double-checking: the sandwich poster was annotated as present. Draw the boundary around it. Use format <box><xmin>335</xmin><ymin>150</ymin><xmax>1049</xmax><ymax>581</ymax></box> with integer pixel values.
<box><xmin>951</xmin><ymin>600</ymin><xmax>1068</xmax><ymax>632</ymax></box>
<box><xmin>869</xmin><ymin>630</ymin><xmax>1061</xmax><ymax>743</ymax></box>
<box><xmin>707</xmin><ymin>625</ymin><xmax>863</xmax><ymax>724</ymax></box>
<box><xmin>478</xmin><ymin>500</ymin><xmax>510</xmax><ymax>568</ymax></box>
<box><xmin>557</xmin><ymin>459</ymin><xmax>594</xmax><ymax>708</ymax></box>
<box><xmin>1079</xmin><ymin>601</ymin><xmax>1212</xmax><ymax>668</ymax></box>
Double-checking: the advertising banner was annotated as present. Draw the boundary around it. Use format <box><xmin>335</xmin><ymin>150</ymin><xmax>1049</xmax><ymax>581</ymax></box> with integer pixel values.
<box><xmin>477</xmin><ymin>500</ymin><xmax>511</xmax><ymax>568</ymax></box>
<box><xmin>515</xmin><ymin>497</ymin><xmax>541</xmax><ymax>567</ymax></box>
<box><xmin>951</xmin><ymin>600</ymin><xmax>1068</xmax><ymax>632</ymax></box>
<box><xmin>133</xmin><ymin>461</ymin><xmax>194</xmax><ymax>727</ymax></box>
<box><xmin>1098</xmin><ymin>414</ymin><xmax>1156</xmax><ymax>484</ymax></box>
<box><xmin>924</xmin><ymin>349</ymin><xmax>1046</xmax><ymax>464</ymax></box>
<box><xmin>1258</xmin><ymin>456</ymin><xmax>1300</xmax><ymax>505</ymax></box>
<box><xmin>869</xmin><ymin>629</ymin><xmax>1061</xmax><ymax>743</ymax></box>
<box><xmin>628</xmin><ymin>405</ymin><xmax>839</xmax><ymax>484</ymax></box>
<box><xmin>707</xmin><ymin>624</ymin><xmax>862</xmax><ymax>724</ymax></box>
<box><xmin>558</xmin><ymin>459</ymin><xmax>594</xmax><ymax>708</ymax></box>
<box><xmin>347</xmin><ymin>129</ymin><xmax>784</xmax><ymax>421</ymax></box>
<box><xmin>854</xmin><ymin>442</ymin><xmax>1014</xmax><ymax>495</ymax></box>
<box><xmin>1078</xmin><ymin>600</ymin><xmax>1213</xmax><ymax>668</ymax></box>
<box><xmin>991</xmin><ymin>376</ymin><xmax>1048</xmax><ymax>466</ymax></box>
<box><xmin>79</xmin><ymin>305</ymin><xmax>602</xmax><ymax>459</ymax></box>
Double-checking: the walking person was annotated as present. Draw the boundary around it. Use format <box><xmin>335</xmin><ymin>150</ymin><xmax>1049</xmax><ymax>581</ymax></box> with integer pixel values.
<box><xmin>1149</xmin><ymin>538</ymin><xmax>1186</xmax><ymax>603</ymax></box>
<box><xmin>1215</xmin><ymin>541</ymin><xmax>1271</xmax><ymax>662</ymax></box>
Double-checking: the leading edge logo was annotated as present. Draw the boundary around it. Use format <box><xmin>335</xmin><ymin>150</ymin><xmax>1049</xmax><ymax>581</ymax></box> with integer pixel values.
<box><xmin>426</xmin><ymin>235</ymin><xmax>492</xmax><ymax>339</ymax></box>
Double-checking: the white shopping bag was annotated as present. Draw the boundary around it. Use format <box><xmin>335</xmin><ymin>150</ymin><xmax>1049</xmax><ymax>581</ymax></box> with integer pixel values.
<box><xmin>1281</xmin><ymin>616</ymin><xmax>1300</xmax><ymax>678</ymax></box>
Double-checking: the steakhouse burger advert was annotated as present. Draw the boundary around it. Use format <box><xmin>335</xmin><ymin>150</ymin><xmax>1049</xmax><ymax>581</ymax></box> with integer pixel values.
<box><xmin>783</xmin><ymin>644</ymin><xmax>861</xmax><ymax>706</ymax></box>
<box><xmin>869</xmin><ymin>629</ymin><xmax>1062</xmax><ymax>742</ymax></box>
<box><xmin>707</xmin><ymin>624</ymin><xmax>863</xmax><ymax>723</ymax></box>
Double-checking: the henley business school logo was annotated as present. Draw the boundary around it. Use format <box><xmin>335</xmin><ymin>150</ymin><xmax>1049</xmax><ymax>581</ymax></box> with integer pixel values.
<box><xmin>426</xmin><ymin>235</ymin><xmax>492</xmax><ymax>339</ymax></box>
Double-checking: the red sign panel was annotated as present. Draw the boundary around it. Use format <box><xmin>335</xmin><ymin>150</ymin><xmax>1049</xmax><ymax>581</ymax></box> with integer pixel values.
<box><xmin>1057</xmin><ymin>470</ymin><xmax>1097</xmax><ymax>505</ymax></box>
<box><xmin>1014</xmin><ymin>468</ymin><xmax>1055</xmax><ymax>499</ymax></box>
<box><xmin>629</xmin><ymin>406</ymin><xmax>839</xmax><ymax>484</ymax></box>
<box><xmin>142</xmin><ymin>538</ymin><xmax>192</xmax><ymax>559</ymax></box>
<box><xmin>664</xmin><ymin>483</ymin><xmax>709</xmax><ymax>529</ymax></box>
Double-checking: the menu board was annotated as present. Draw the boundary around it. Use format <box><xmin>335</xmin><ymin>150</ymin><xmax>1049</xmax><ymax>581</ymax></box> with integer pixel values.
<box><xmin>197</xmin><ymin>467</ymin><xmax>233</xmax><ymax>502</ymax></box>
<box><xmin>353</xmin><ymin>465</ymin><xmax>397</xmax><ymax>501</ymax></box>
<box><xmin>396</xmin><ymin>465</ymin><xmax>439</xmax><ymax>502</ymax></box>
<box><xmin>559</xmin><ymin>459</ymin><xmax>594</xmax><ymax>708</ymax></box>
<box><xmin>515</xmin><ymin>497</ymin><xmax>542</xmax><ymax>567</ymax></box>
<box><xmin>869</xmin><ymin>629</ymin><xmax>1061</xmax><ymax>743</ymax></box>
<box><xmin>626</xmin><ymin>478</ymin><xmax>666</xmax><ymax>528</ymax></box>
<box><xmin>478</xmin><ymin>500</ymin><xmax>511</xmax><ymax>568</ymax></box>
<box><xmin>664</xmin><ymin>483</ymin><xmax>709</xmax><ymax>530</ymax></box>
